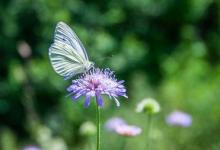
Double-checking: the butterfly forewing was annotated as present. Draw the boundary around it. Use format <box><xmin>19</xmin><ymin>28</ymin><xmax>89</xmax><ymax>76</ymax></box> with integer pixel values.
<box><xmin>54</xmin><ymin>22</ymin><xmax>89</xmax><ymax>60</ymax></box>
<box><xmin>49</xmin><ymin>21</ymin><xmax>91</xmax><ymax>79</ymax></box>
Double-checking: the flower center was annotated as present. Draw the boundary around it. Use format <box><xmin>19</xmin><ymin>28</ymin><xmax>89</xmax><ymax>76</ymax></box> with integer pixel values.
<box><xmin>88</xmin><ymin>79</ymin><xmax>101</xmax><ymax>90</ymax></box>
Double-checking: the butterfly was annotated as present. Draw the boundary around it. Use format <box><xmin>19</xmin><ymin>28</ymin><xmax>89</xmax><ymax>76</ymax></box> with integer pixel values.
<box><xmin>49</xmin><ymin>21</ymin><xmax>94</xmax><ymax>79</ymax></box>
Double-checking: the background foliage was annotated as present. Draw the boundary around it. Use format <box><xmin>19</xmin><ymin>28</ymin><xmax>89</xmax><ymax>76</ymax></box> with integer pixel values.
<box><xmin>0</xmin><ymin>0</ymin><xmax>220</xmax><ymax>149</ymax></box>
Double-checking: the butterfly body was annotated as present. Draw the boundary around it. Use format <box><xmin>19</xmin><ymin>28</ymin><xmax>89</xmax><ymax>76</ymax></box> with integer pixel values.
<box><xmin>49</xmin><ymin>22</ymin><xmax>93</xmax><ymax>79</ymax></box>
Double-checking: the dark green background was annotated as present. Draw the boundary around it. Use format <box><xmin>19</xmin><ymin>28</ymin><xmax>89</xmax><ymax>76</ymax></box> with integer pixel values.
<box><xmin>0</xmin><ymin>0</ymin><xmax>220</xmax><ymax>149</ymax></box>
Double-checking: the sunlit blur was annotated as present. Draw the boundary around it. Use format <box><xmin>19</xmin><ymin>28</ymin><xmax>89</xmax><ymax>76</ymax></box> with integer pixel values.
<box><xmin>0</xmin><ymin>0</ymin><xmax>220</xmax><ymax>150</ymax></box>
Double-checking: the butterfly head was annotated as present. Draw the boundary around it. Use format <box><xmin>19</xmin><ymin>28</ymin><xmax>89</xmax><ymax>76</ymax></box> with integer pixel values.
<box><xmin>84</xmin><ymin>61</ymin><xmax>94</xmax><ymax>71</ymax></box>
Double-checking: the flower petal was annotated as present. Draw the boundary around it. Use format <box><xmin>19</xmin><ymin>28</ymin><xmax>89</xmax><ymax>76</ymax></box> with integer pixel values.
<box><xmin>71</xmin><ymin>95</ymin><xmax>80</xmax><ymax>101</ymax></box>
<box><xmin>84</xmin><ymin>95</ymin><xmax>91</xmax><ymax>108</ymax></box>
<box><xmin>113</xmin><ymin>97</ymin><xmax>120</xmax><ymax>107</ymax></box>
<box><xmin>96</xmin><ymin>93</ymin><xmax>103</xmax><ymax>107</ymax></box>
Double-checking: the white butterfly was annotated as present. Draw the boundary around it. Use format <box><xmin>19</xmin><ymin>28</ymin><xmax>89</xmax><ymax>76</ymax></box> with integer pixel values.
<box><xmin>49</xmin><ymin>22</ymin><xmax>94</xmax><ymax>79</ymax></box>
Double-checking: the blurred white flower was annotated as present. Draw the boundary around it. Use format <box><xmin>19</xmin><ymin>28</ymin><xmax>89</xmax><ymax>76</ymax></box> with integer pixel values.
<box><xmin>36</xmin><ymin>126</ymin><xmax>52</xmax><ymax>145</ymax></box>
<box><xmin>136</xmin><ymin>98</ymin><xmax>160</xmax><ymax>114</ymax></box>
<box><xmin>79</xmin><ymin>121</ymin><xmax>97</xmax><ymax>136</ymax></box>
<box><xmin>46</xmin><ymin>138</ymin><xmax>67</xmax><ymax>150</ymax></box>
<box><xmin>35</xmin><ymin>126</ymin><xmax>67</xmax><ymax>150</ymax></box>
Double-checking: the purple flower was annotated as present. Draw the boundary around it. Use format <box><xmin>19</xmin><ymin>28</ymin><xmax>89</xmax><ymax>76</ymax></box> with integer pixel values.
<box><xmin>115</xmin><ymin>124</ymin><xmax>142</xmax><ymax>137</ymax></box>
<box><xmin>67</xmin><ymin>68</ymin><xmax>127</xmax><ymax>107</ymax></box>
<box><xmin>166</xmin><ymin>111</ymin><xmax>192</xmax><ymax>127</ymax></box>
<box><xmin>22</xmin><ymin>145</ymin><xmax>41</xmax><ymax>150</ymax></box>
<box><xmin>105</xmin><ymin>117</ymin><xmax>127</xmax><ymax>131</ymax></box>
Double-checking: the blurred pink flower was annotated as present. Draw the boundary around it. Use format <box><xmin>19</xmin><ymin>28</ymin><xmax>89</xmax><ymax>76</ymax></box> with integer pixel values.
<box><xmin>105</xmin><ymin>117</ymin><xmax>142</xmax><ymax>137</ymax></box>
<box><xmin>115</xmin><ymin>124</ymin><xmax>142</xmax><ymax>137</ymax></box>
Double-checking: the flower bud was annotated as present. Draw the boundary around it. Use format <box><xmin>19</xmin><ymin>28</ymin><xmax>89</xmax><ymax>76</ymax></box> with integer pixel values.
<box><xmin>136</xmin><ymin>98</ymin><xmax>160</xmax><ymax>114</ymax></box>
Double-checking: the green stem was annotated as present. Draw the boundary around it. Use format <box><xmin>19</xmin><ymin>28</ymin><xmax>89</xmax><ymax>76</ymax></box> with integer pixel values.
<box><xmin>146</xmin><ymin>114</ymin><xmax>153</xmax><ymax>150</ymax></box>
<box><xmin>96</xmin><ymin>105</ymin><xmax>101</xmax><ymax>150</ymax></box>
<box><xmin>121</xmin><ymin>137</ymin><xmax>126</xmax><ymax>150</ymax></box>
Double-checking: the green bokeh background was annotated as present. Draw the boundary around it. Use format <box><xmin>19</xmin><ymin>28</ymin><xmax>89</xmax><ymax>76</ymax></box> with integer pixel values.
<box><xmin>0</xmin><ymin>0</ymin><xmax>220</xmax><ymax>149</ymax></box>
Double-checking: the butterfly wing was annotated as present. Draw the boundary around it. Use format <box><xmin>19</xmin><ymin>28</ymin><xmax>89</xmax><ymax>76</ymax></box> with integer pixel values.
<box><xmin>54</xmin><ymin>22</ymin><xmax>89</xmax><ymax>60</ymax></box>
<box><xmin>49</xmin><ymin>22</ymin><xmax>90</xmax><ymax>79</ymax></box>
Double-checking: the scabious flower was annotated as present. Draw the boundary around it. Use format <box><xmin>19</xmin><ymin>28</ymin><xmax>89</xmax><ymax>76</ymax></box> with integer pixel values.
<box><xmin>136</xmin><ymin>98</ymin><xmax>160</xmax><ymax>114</ymax></box>
<box><xmin>166</xmin><ymin>111</ymin><xmax>192</xmax><ymax>127</ymax></box>
<box><xmin>79</xmin><ymin>121</ymin><xmax>97</xmax><ymax>136</ymax></box>
<box><xmin>115</xmin><ymin>124</ymin><xmax>142</xmax><ymax>137</ymax></box>
<box><xmin>105</xmin><ymin>117</ymin><xmax>127</xmax><ymax>131</ymax></box>
<box><xmin>67</xmin><ymin>68</ymin><xmax>127</xmax><ymax>107</ymax></box>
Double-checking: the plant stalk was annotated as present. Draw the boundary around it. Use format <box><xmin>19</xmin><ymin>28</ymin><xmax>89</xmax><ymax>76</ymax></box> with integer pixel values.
<box><xmin>146</xmin><ymin>114</ymin><xmax>153</xmax><ymax>150</ymax></box>
<box><xmin>96</xmin><ymin>105</ymin><xmax>101</xmax><ymax>150</ymax></box>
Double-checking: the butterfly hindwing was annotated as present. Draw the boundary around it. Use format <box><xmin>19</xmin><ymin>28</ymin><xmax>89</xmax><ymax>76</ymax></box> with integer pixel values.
<box><xmin>49</xmin><ymin>42</ymin><xmax>85</xmax><ymax>77</ymax></box>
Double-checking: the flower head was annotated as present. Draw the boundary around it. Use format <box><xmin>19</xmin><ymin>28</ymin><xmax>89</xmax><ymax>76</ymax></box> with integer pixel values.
<box><xmin>67</xmin><ymin>68</ymin><xmax>127</xmax><ymax>107</ymax></box>
<box><xmin>166</xmin><ymin>111</ymin><xmax>192</xmax><ymax>127</ymax></box>
<box><xmin>105</xmin><ymin>117</ymin><xmax>127</xmax><ymax>131</ymax></box>
<box><xmin>115</xmin><ymin>124</ymin><xmax>142</xmax><ymax>137</ymax></box>
<box><xmin>79</xmin><ymin>121</ymin><xmax>96</xmax><ymax>136</ymax></box>
<box><xmin>136</xmin><ymin>98</ymin><xmax>160</xmax><ymax>114</ymax></box>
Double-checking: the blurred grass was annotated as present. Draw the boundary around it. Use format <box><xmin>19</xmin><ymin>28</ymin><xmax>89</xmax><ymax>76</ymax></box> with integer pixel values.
<box><xmin>0</xmin><ymin>0</ymin><xmax>220</xmax><ymax>149</ymax></box>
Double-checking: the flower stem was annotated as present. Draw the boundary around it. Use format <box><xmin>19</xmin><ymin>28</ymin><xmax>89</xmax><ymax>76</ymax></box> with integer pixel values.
<box><xmin>146</xmin><ymin>114</ymin><xmax>153</xmax><ymax>150</ymax></box>
<box><xmin>96</xmin><ymin>105</ymin><xmax>101</xmax><ymax>150</ymax></box>
<box><xmin>121</xmin><ymin>137</ymin><xmax>126</xmax><ymax>150</ymax></box>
